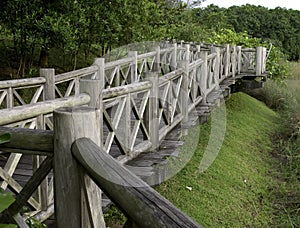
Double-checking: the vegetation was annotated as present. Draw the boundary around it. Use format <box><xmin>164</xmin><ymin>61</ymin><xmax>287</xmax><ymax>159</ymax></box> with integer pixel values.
<box><xmin>0</xmin><ymin>1</ymin><xmax>298</xmax><ymax>80</ymax></box>
<box><xmin>0</xmin><ymin>0</ymin><xmax>299</xmax><ymax>226</ymax></box>
<box><xmin>249</xmin><ymin>63</ymin><xmax>300</xmax><ymax>226</ymax></box>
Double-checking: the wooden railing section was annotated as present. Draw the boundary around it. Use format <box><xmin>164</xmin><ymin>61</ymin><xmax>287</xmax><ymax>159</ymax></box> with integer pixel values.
<box><xmin>0</xmin><ymin>41</ymin><xmax>267</xmax><ymax>226</ymax></box>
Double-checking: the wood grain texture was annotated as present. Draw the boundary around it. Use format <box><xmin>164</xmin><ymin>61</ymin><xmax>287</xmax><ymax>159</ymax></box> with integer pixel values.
<box><xmin>0</xmin><ymin>94</ymin><xmax>90</xmax><ymax>125</ymax></box>
<box><xmin>53</xmin><ymin>107</ymin><xmax>105</xmax><ymax>228</ymax></box>
<box><xmin>72</xmin><ymin>138</ymin><xmax>202</xmax><ymax>228</ymax></box>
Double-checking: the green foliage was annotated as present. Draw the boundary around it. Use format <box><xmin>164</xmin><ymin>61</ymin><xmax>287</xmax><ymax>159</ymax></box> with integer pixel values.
<box><xmin>0</xmin><ymin>133</ymin><xmax>11</xmax><ymax>144</ymax></box>
<box><xmin>0</xmin><ymin>191</ymin><xmax>15</xmax><ymax>213</ymax></box>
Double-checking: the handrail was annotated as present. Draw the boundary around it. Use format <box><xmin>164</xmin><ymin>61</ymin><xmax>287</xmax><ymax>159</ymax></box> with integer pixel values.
<box><xmin>55</xmin><ymin>65</ymin><xmax>98</xmax><ymax>83</ymax></box>
<box><xmin>102</xmin><ymin>81</ymin><xmax>152</xmax><ymax>99</ymax></box>
<box><xmin>0</xmin><ymin>93</ymin><xmax>90</xmax><ymax>125</ymax></box>
<box><xmin>0</xmin><ymin>77</ymin><xmax>46</xmax><ymax>89</ymax></box>
<box><xmin>72</xmin><ymin>137</ymin><xmax>202</xmax><ymax>228</ymax></box>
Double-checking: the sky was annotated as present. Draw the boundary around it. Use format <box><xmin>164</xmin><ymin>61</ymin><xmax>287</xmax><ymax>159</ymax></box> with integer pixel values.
<box><xmin>200</xmin><ymin>0</ymin><xmax>300</xmax><ymax>11</ymax></box>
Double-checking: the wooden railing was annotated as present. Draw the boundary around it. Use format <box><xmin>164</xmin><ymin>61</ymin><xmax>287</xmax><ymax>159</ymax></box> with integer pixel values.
<box><xmin>0</xmin><ymin>41</ymin><xmax>267</xmax><ymax>226</ymax></box>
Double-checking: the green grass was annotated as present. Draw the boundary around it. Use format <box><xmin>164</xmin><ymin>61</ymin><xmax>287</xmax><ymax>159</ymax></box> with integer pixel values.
<box><xmin>105</xmin><ymin>92</ymin><xmax>283</xmax><ymax>226</ymax></box>
<box><xmin>156</xmin><ymin>92</ymin><xmax>280</xmax><ymax>227</ymax></box>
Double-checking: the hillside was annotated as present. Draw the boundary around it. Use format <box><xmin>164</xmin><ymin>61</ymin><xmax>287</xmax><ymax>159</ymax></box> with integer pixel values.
<box><xmin>156</xmin><ymin>92</ymin><xmax>280</xmax><ymax>227</ymax></box>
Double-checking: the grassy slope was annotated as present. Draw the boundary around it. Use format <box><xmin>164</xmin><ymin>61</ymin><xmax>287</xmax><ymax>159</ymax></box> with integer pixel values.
<box><xmin>156</xmin><ymin>92</ymin><xmax>280</xmax><ymax>227</ymax></box>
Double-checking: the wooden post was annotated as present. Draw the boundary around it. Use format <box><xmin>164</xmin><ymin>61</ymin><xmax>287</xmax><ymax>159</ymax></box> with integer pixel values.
<box><xmin>262</xmin><ymin>47</ymin><xmax>267</xmax><ymax>74</ymax></box>
<box><xmin>154</xmin><ymin>46</ymin><xmax>161</xmax><ymax>73</ymax></box>
<box><xmin>181</xmin><ymin>44</ymin><xmax>190</xmax><ymax>125</ymax></box>
<box><xmin>211</xmin><ymin>47</ymin><xmax>220</xmax><ymax>82</ymax></box>
<box><xmin>256</xmin><ymin>46</ymin><xmax>263</xmax><ymax>76</ymax></box>
<box><xmin>237</xmin><ymin>46</ymin><xmax>242</xmax><ymax>75</ymax></box>
<box><xmin>128</xmin><ymin>51</ymin><xmax>138</xmax><ymax>82</ymax></box>
<box><xmin>224</xmin><ymin>44</ymin><xmax>230</xmax><ymax>78</ymax></box>
<box><xmin>53</xmin><ymin>107</ymin><xmax>105</xmax><ymax>228</ymax></box>
<box><xmin>171</xmin><ymin>43</ymin><xmax>177</xmax><ymax>71</ymax></box>
<box><xmin>231</xmin><ymin>46</ymin><xmax>237</xmax><ymax>77</ymax></box>
<box><xmin>36</xmin><ymin>68</ymin><xmax>55</xmax><ymax>211</ymax></box>
<box><xmin>92</xmin><ymin>58</ymin><xmax>105</xmax><ymax>80</ymax></box>
<box><xmin>41</xmin><ymin>68</ymin><xmax>55</xmax><ymax>101</ymax></box>
<box><xmin>145</xmin><ymin>72</ymin><xmax>159</xmax><ymax>150</ymax></box>
<box><xmin>200</xmin><ymin>50</ymin><xmax>208</xmax><ymax>103</ymax></box>
<box><xmin>6</xmin><ymin>87</ymin><xmax>13</xmax><ymax>108</ymax></box>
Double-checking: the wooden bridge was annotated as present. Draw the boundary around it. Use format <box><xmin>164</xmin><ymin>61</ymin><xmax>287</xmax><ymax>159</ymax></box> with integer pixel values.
<box><xmin>0</xmin><ymin>41</ymin><xmax>268</xmax><ymax>227</ymax></box>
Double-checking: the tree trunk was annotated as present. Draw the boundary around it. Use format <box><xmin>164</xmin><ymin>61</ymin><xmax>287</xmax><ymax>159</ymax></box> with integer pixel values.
<box><xmin>39</xmin><ymin>48</ymin><xmax>49</xmax><ymax>68</ymax></box>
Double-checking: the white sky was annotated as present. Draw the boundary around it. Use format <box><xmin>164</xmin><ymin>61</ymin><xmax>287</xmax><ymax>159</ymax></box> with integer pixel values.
<box><xmin>200</xmin><ymin>0</ymin><xmax>300</xmax><ymax>10</ymax></box>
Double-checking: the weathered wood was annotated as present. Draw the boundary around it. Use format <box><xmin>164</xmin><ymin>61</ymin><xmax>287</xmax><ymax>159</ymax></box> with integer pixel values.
<box><xmin>128</xmin><ymin>51</ymin><xmax>138</xmax><ymax>83</ymax></box>
<box><xmin>256</xmin><ymin>46</ymin><xmax>263</xmax><ymax>76</ymax></box>
<box><xmin>55</xmin><ymin>65</ymin><xmax>98</xmax><ymax>83</ymax></box>
<box><xmin>41</xmin><ymin>68</ymin><xmax>55</xmax><ymax>100</ymax></box>
<box><xmin>181</xmin><ymin>44</ymin><xmax>190</xmax><ymax>126</ymax></box>
<box><xmin>5</xmin><ymin>157</ymin><xmax>53</xmax><ymax>217</ymax></box>
<box><xmin>0</xmin><ymin>127</ymin><xmax>53</xmax><ymax>153</ymax></box>
<box><xmin>145</xmin><ymin>72</ymin><xmax>159</xmax><ymax>150</ymax></box>
<box><xmin>102</xmin><ymin>81</ymin><xmax>152</xmax><ymax>99</ymax></box>
<box><xmin>0</xmin><ymin>94</ymin><xmax>90</xmax><ymax>125</ymax></box>
<box><xmin>0</xmin><ymin>153</ymin><xmax>22</xmax><ymax>190</ymax></box>
<box><xmin>53</xmin><ymin>107</ymin><xmax>105</xmax><ymax>228</ymax></box>
<box><xmin>0</xmin><ymin>167</ymin><xmax>40</xmax><ymax>209</ymax></box>
<box><xmin>0</xmin><ymin>77</ymin><xmax>46</xmax><ymax>90</ymax></box>
<box><xmin>80</xmin><ymin>79</ymin><xmax>102</xmax><ymax>108</ymax></box>
<box><xmin>72</xmin><ymin>138</ymin><xmax>202</xmax><ymax>228</ymax></box>
<box><xmin>200</xmin><ymin>50</ymin><xmax>208</xmax><ymax>99</ymax></box>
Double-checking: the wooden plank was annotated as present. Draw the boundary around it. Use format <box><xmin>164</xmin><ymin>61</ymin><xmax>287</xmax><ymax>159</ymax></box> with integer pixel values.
<box><xmin>72</xmin><ymin>138</ymin><xmax>202</xmax><ymax>228</ymax></box>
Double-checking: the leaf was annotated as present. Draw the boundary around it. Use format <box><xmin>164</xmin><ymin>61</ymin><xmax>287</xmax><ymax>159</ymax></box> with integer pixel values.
<box><xmin>0</xmin><ymin>193</ymin><xmax>15</xmax><ymax>213</ymax></box>
<box><xmin>0</xmin><ymin>133</ymin><xmax>11</xmax><ymax>145</ymax></box>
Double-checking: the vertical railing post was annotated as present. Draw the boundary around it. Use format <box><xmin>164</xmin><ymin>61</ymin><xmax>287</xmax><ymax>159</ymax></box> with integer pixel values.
<box><xmin>128</xmin><ymin>51</ymin><xmax>138</xmax><ymax>82</ymax></box>
<box><xmin>41</xmin><ymin>68</ymin><xmax>55</xmax><ymax>101</ymax></box>
<box><xmin>181</xmin><ymin>44</ymin><xmax>190</xmax><ymax>127</ymax></box>
<box><xmin>36</xmin><ymin>68</ymin><xmax>55</xmax><ymax>211</ymax></box>
<box><xmin>171</xmin><ymin>43</ymin><xmax>177</xmax><ymax>71</ymax></box>
<box><xmin>224</xmin><ymin>44</ymin><xmax>231</xmax><ymax>78</ymax></box>
<box><xmin>231</xmin><ymin>46</ymin><xmax>237</xmax><ymax>77</ymax></box>
<box><xmin>145</xmin><ymin>72</ymin><xmax>159</xmax><ymax>150</ymax></box>
<box><xmin>81</xmin><ymin>58</ymin><xmax>105</xmax><ymax>145</ymax></box>
<box><xmin>237</xmin><ymin>46</ymin><xmax>242</xmax><ymax>75</ymax></box>
<box><xmin>200</xmin><ymin>49</ymin><xmax>208</xmax><ymax>103</ymax></box>
<box><xmin>256</xmin><ymin>46</ymin><xmax>263</xmax><ymax>76</ymax></box>
<box><xmin>262</xmin><ymin>47</ymin><xmax>267</xmax><ymax>74</ymax></box>
<box><xmin>154</xmin><ymin>46</ymin><xmax>161</xmax><ymax>73</ymax></box>
<box><xmin>53</xmin><ymin>106</ymin><xmax>105</xmax><ymax>228</ymax></box>
<box><xmin>211</xmin><ymin>46</ymin><xmax>220</xmax><ymax>82</ymax></box>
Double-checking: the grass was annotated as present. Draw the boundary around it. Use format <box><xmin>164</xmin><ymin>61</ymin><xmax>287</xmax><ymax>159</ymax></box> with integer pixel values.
<box><xmin>156</xmin><ymin>93</ymin><xmax>280</xmax><ymax>227</ymax></box>
<box><xmin>247</xmin><ymin>62</ymin><xmax>300</xmax><ymax>226</ymax></box>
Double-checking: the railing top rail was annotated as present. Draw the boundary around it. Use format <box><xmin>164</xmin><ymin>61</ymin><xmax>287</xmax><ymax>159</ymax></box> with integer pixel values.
<box><xmin>104</xmin><ymin>56</ymin><xmax>134</xmax><ymax>69</ymax></box>
<box><xmin>0</xmin><ymin>77</ymin><xmax>46</xmax><ymax>89</ymax></box>
<box><xmin>102</xmin><ymin>81</ymin><xmax>152</xmax><ymax>99</ymax></box>
<box><xmin>0</xmin><ymin>93</ymin><xmax>90</xmax><ymax>126</ymax></box>
<box><xmin>55</xmin><ymin>65</ymin><xmax>98</xmax><ymax>83</ymax></box>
